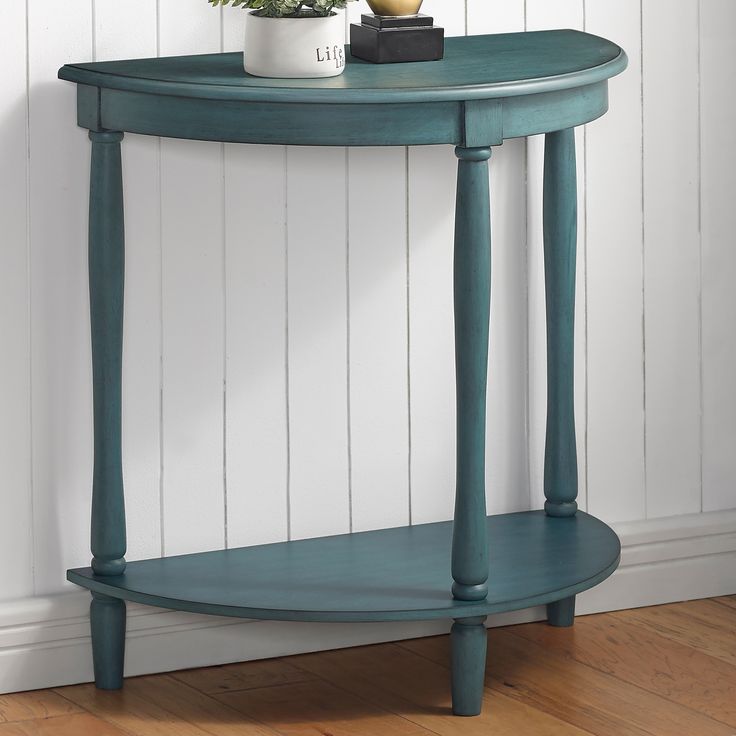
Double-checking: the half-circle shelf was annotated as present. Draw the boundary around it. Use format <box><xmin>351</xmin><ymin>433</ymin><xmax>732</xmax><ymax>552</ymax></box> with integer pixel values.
<box><xmin>58</xmin><ymin>30</ymin><xmax>627</xmax><ymax>105</ymax></box>
<box><xmin>68</xmin><ymin>510</ymin><xmax>620</xmax><ymax>623</ymax></box>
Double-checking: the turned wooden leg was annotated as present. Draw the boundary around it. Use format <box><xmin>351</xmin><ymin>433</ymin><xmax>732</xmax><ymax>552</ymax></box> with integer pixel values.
<box><xmin>90</xmin><ymin>593</ymin><xmax>126</xmax><ymax>689</ymax></box>
<box><xmin>547</xmin><ymin>595</ymin><xmax>576</xmax><ymax>627</ymax></box>
<box><xmin>543</xmin><ymin>127</ymin><xmax>579</xmax><ymax>520</ymax></box>
<box><xmin>451</xmin><ymin>616</ymin><xmax>488</xmax><ymax>716</ymax></box>
<box><xmin>88</xmin><ymin>130</ymin><xmax>127</xmax><ymax>687</ymax></box>
<box><xmin>542</xmin><ymin>129</ymin><xmax>578</xmax><ymax>625</ymax></box>
<box><xmin>451</xmin><ymin>146</ymin><xmax>492</xmax><ymax>604</ymax></box>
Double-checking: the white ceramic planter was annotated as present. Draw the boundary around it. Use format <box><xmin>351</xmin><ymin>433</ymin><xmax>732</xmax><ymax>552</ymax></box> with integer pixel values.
<box><xmin>244</xmin><ymin>11</ymin><xmax>346</xmax><ymax>79</ymax></box>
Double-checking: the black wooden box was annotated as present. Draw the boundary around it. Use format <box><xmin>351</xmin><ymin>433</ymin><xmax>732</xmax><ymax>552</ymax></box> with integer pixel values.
<box><xmin>350</xmin><ymin>14</ymin><xmax>444</xmax><ymax>64</ymax></box>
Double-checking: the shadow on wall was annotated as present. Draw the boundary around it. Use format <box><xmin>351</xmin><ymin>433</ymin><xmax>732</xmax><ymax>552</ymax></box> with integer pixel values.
<box><xmin>23</xmin><ymin>80</ymin><xmax>528</xmax><ymax>606</ymax></box>
<box><xmin>28</xmin><ymin>79</ymin><xmax>95</xmax><ymax>598</ymax></box>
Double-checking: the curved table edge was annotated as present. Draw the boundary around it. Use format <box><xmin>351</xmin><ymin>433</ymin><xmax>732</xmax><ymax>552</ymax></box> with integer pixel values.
<box><xmin>58</xmin><ymin>49</ymin><xmax>628</xmax><ymax>105</ymax></box>
<box><xmin>67</xmin><ymin>520</ymin><xmax>622</xmax><ymax>624</ymax></box>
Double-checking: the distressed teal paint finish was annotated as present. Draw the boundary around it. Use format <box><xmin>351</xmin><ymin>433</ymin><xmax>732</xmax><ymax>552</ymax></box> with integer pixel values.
<box><xmin>462</xmin><ymin>100</ymin><xmax>503</xmax><ymax>147</ymax></box>
<box><xmin>90</xmin><ymin>592</ymin><xmax>126</xmax><ymax>689</ymax></box>
<box><xmin>89</xmin><ymin>130</ymin><xmax>127</xmax><ymax>577</ymax></box>
<box><xmin>547</xmin><ymin>594</ymin><xmax>576</xmax><ymax>627</ymax></box>
<box><xmin>451</xmin><ymin>616</ymin><xmax>488</xmax><ymax>716</ymax></box>
<box><xmin>68</xmin><ymin>510</ymin><xmax>621</xmax><ymax>622</ymax></box>
<box><xmin>59</xmin><ymin>30</ymin><xmax>628</xmax><ymax>716</ymax></box>
<box><xmin>77</xmin><ymin>85</ymin><xmax>103</xmax><ymax>132</ymax></box>
<box><xmin>100</xmin><ymin>91</ymin><xmax>463</xmax><ymax>147</ymax></box>
<box><xmin>543</xmin><ymin>128</ymin><xmax>579</xmax><ymax>519</ymax></box>
<box><xmin>452</xmin><ymin>147</ymin><xmax>492</xmax><ymax>603</ymax></box>
<box><xmin>86</xmin><ymin>85</ymin><xmax>611</xmax><ymax>147</ymax></box>
<box><xmin>58</xmin><ymin>31</ymin><xmax>626</xmax><ymax>105</ymax></box>
<box><xmin>501</xmin><ymin>82</ymin><xmax>608</xmax><ymax>139</ymax></box>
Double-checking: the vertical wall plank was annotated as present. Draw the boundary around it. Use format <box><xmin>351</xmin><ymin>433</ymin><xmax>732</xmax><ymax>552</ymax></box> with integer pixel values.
<box><xmin>408</xmin><ymin>2</ymin><xmax>466</xmax><ymax>524</ymax></box>
<box><xmin>224</xmin><ymin>144</ymin><xmax>289</xmax><ymax>548</ymax></box>
<box><xmin>286</xmin><ymin>147</ymin><xmax>350</xmax><ymax>540</ymax></box>
<box><xmin>408</xmin><ymin>148</ymin><xmax>457</xmax><ymax>525</ymax></box>
<box><xmin>467</xmin><ymin>1</ymin><xmax>529</xmax><ymax>515</ymax></box>
<box><xmin>223</xmin><ymin>4</ymin><xmax>290</xmax><ymax>548</ymax></box>
<box><xmin>346</xmin><ymin>2</ymin><xmax>363</xmax><ymax>27</ymax></box>
<box><xmin>29</xmin><ymin>1</ymin><xmax>94</xmax><ymax>593</ymax></box>
<box><xmin>346</xmin><ymin>0</ymin><xmax>410</xmax><ymax>535</ymax></box>
<box><xmin>585</xmin><ymin>0</ymin><xmax>646</xmax><ymax>522</ymax></box>
<box><xmin>701</xmin><ymin>0</ymin><xmax>736</xmax><ymax>513</ymax></box>
<box><xmin>526</xmin><ymin>0</ymin><xmax>581</xmax><ymax>30</ymax></box>
<box><xmin>0</xmin><ymin>1</ymin><xmax>33</xmax><ymax>600</ymax></box>
<box><xmin>467</xmin><ymin>0</ymin><xmax>524</xmax><ymax>34</ymax></box>
<box><xmin>94</xmin><ymin>0</ymin><xmax>162</xmax><ymax>561</ymax></box>
<box><xmin>348</xmin><ymin>148</ymin><xmax>409</xmax><ymax>532</ymax></box>
<box><xmin>420</xmin><ymin>0</ymin><xmax>467</xmax><ymax>37</ymax></box>
<box><xmin>222</xmin><ymin>5</ymin><xmax>248</xmax><ymax>52</ymax></box>
<box><xmin>642</xmin><ymin>0</ymin><xmax>701</xmax><ymax>518</ymax></box>
<box><xmin>159</xmin><ymin>0</ymin><xmax>226</xmax><ymax>555</ymax></box>
<box><xmin>485</xmin><ymin>139</ymin><xmax>529</xmax><ymax>514</ymax></box>
<box><xmin>526</xmin><ymin>0</ymin><xmax>588</xmax><ymax>513</ymax></box>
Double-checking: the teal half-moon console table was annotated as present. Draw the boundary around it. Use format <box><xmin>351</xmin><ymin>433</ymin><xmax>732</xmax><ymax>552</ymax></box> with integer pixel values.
<box><xmin>59</xmin><ymin>30</ymin><xmax>627</xmax><ymax>718</ymax></box>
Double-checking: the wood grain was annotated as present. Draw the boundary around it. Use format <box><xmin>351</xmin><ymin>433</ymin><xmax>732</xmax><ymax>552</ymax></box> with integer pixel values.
<box><xmin>613</xmin><ymin>600</ymin><xmax>736</xmax><ymax>667</ymax></box>
<box><xmin>125</xmin><ymin>675</ymin><xmax>278</xmax><ymax>735</ymax></box>
<box><xmin>56</xmin><ymin>676</ymin><xmax>275</xmax><ymax>736</ymax></box>
<box><xmin>0</xmin><ymin>713</ymin><xmax>129</xmax><ymax>736</ymax></box>
<box><xmin>12</xmin><ymin>600</ymin><xmax>736</xmax><ymax>735</ymax></box>
<box><xmin>172</xmin><ymin>658</ymin><xmax>317</xmax><ymax>695</ymax></box>
<box><xmin>402</xmin><ymin>629</ymin><xmax>735</xmax><ymax>736</ymax></box>
<box><xmin>508</xmin><ymin>612</ymin><xmax>736</xmax><ymax>726</ymax></box>
<box><xmin>0</xmin><ymin>691</ymin><xmax>80</xmax><ymax>724</ymax></box>
<box><xmin>292</xmin><ymin>642</ymin><xmax>593</xmax><ymax>735</ymax></box>
<box><xmin>66</xmin><ymin>510</ymin><xmax>620</xmax><ymax>622</ymax></box>
<box><xmin>217</xmin><ymin>679</ymin><xmax>437</xmax><ymax>736</ymax></box>
<box><xmin>715</xmin><ymin>596</ymin><xmax>736</xmax><ymax>611</ymax></box>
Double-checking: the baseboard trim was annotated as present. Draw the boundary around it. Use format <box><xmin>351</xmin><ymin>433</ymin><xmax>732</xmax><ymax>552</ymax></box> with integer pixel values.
<box><xmin>2</xmin><ymin>509</ymin><xmax>735</xmax><ymax>693</ymax></box>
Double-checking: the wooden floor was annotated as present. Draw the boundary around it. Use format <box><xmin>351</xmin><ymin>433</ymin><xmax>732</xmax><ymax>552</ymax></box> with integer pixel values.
<box><xmin>1</xmin><ymin>597</ymin><xmax>735</xmax><ymax>735</ymax></box>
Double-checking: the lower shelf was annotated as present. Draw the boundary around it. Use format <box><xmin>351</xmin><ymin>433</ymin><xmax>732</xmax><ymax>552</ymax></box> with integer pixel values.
<box><xmin>68</xmin><ymin>510</ymin><xmax>620</xmax><ymax>623</ymax></box>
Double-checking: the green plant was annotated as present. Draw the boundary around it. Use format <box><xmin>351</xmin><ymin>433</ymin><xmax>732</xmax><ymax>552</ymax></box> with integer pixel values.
<box><xmin>209</xmin><ymin>0</ymin><xmax>356</xmax><ymax>17</ymax></box>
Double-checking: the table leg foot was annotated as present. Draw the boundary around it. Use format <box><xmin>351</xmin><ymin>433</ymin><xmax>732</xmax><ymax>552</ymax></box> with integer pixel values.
<box><xmin>547</xmin><ymin>595</ymin><xmax>576</xmax><ymax>627</ymax></box>
<box><xmin>451</xmin><ymin>616</ymin><xmax>487</xmax><ymax>716</ymax></box>
<box><xmin>90</xmin><ymin>593</ymin><xmax>126</xmax><ymax>690</ymax></box>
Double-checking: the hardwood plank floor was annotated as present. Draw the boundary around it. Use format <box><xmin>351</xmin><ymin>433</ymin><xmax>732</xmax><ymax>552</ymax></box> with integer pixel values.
<box><xmin>0</xmin><ymin>691</ymin><xmax>80</xmax><ymax>724</ymax></box>
<box><xmin>507</xmin><ymin>603</ymin><xmax>736</xmax><ymax>726</ymax></box>
<box><xmin>4</xmin><ymin>596</ymin><xmax>730</xmax><ymax>736</ymax></box>
<box><xmin>0</xmin><ymin>713</ymin><xmax>129</xmax><ymax>736</ymax></box>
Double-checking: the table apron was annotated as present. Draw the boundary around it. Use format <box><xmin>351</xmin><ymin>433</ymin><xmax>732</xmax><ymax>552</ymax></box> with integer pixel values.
<box><xmin>77</xmin><ymin>82</ymin><xmax>609</xmax><ymax>146</ymax></box>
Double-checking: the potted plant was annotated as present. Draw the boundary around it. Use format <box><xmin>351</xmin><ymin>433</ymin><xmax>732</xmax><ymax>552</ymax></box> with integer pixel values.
<box><xmin>210</xmin><ymin>0</ymin><xmax>357</xmax><ymax>78</ymax></box>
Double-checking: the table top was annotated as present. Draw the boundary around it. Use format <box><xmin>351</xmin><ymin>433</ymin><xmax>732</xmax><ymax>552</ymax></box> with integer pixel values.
<box><xmin>59</xmin><ymin>29</ymin><xmax>626</xmax><ymax>105</ymax></box>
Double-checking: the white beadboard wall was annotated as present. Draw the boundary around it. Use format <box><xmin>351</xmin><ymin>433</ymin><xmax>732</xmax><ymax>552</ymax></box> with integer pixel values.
<box><xmin>1</xmin><ymin>0</ymin><xmax>736</xmax><ymax>693</ymax></box>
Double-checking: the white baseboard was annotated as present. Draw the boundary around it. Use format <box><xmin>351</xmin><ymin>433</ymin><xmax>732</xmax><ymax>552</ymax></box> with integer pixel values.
<box><xmin>2</xmin><ymin>509</ymin><xmax>735</xmax><ymax>694</ymax></box>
